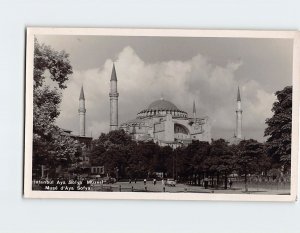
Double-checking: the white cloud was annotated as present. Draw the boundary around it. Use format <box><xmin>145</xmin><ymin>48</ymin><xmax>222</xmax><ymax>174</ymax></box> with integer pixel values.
<box><xmin>55</xmin><ymin>46</ymin><xmax>274</xmax><ymax>141</ymax></box>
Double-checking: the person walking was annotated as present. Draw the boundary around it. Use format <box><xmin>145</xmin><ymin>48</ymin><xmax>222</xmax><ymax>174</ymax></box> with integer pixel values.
<box><xmin>144</xmin><ymin>179</ymin><xmax>146</xmax><ymax>185</ymax></box>
<box><xmin>204</xmin><ymin>177</ymin><xmax>209</xmax><ymax>189</ymax></box>
<box><xmin>153</xmin><ymin>178</ymin><xmax>156</xmax><ymax>185</ymax></box>
<box><xmin>229</xmin><ymin>179</ymin><xmax>233</xmax><ymax>189</ymax></box>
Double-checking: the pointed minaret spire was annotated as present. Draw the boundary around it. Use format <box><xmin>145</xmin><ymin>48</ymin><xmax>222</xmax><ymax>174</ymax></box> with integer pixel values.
<box><xmin>235</xmin><ymin>86</ymin><xmax>242</xmax><ymax>139</ymax></box>
<box><xmin>109</xmin><ymin>63</ymin><xmax>119</xmax><ymax>131</ymax></box>
<box><xmin>193</xmin><ymin>100</ymin><xmax>196</xmax><ymax>114</ymax></box>
<box><xmin>111</xmin><ymin>63</ymin><xmax>117</xmax><ymax>81</ymax></box>
<box><xmin>193</xmin><ymin>100</ymin><xmax>196</xmax><ymax>121</ymax></box>
<box><xmin>78</xmin><ymin>85</ymin><xmax>86</xmax><ymax>136</ymax></box>
<box><xmin>237</xmin><ymin>86</ymin><xmax>241</xmax><ymax>102</ymax></box>
<box><xmin>79</xmin><ymin>85</ymin><xmax>85</xmax><ymax>100</ymax></box>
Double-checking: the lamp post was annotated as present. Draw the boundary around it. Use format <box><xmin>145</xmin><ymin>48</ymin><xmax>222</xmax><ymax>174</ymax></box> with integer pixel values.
<box><xmin>115</xmin><ymin>167</ymin><xmax>119</xmax><ymax>181</ymax></box>
<box><xmin>172</xmin><ymin>153</ymin><xmax>175</xmax><ymax>179</ymax></box>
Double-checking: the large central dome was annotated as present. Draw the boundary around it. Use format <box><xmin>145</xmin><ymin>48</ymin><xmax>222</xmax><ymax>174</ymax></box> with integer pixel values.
<box><xmin>137</xmin><ymin>98</ymin><xmax>187</xmax><ymax>118</ymax></box>
<box><xmin>147</xmin><ymin>99</ymin><xmax>179</xmax><ymax>111</ymax></box>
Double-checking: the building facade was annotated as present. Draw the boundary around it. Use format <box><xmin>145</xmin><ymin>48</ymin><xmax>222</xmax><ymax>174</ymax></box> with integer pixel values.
<box><xmin>119</xmin><ymin>98</ymin><xmax>211</xmax><ymax>147</ymax></box>
<box><xmin>106</xmin><ymin>64</ymin><xmax>211</xmax><ymax>147</ymax></box>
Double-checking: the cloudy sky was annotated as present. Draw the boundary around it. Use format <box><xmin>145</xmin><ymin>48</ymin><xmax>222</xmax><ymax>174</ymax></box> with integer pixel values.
<box><xmin>36</xmin><ymin>34</ymin><xmax>293</xmax><ymax>142</ymax></box>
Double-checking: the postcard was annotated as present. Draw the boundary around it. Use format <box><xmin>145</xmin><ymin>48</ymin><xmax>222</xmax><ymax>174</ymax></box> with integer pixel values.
<box><xmin>24</xmin><ymin>28</ymin><xmax>299</xmax><ymax>201</ymax></box>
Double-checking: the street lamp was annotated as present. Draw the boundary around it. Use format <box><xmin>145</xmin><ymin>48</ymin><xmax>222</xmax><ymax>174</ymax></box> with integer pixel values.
<box><xmin>115</xmin><ymin>167</ymin><xmax>119</xmax><ymax>181</ymax></box>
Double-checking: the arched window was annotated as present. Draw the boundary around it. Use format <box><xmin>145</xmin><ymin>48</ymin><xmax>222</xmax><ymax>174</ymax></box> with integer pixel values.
<box><xmin>174</xmin><ymin>123</ymin><xmax>189</xmax><ymax>135</ymax></box>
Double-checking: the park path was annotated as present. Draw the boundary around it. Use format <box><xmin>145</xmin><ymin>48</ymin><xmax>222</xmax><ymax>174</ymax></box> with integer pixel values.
<box><xmin>91</xmin><ymin>181</ymin><xmax>290</xmax><ymax>195</ymax></box>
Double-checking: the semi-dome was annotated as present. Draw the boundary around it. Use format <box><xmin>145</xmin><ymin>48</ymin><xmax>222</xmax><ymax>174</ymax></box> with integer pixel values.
<box><xmin>137</xmin><ymin>98</ymin><xmax>187</xmax><ymax>118</ymax></box>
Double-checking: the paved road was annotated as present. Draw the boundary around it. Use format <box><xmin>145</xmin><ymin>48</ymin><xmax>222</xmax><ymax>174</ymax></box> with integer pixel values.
<box><xmin>91</xmin><ymin>181</ymin><xmax>290</xmax><ymax>195</ymax></box>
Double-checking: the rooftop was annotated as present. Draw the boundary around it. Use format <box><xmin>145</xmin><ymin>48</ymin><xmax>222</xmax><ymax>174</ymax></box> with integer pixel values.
<box><xmin>147</xmin><ymin>99</ymin><xmax>180</xmax><ymax>111</ymax></box>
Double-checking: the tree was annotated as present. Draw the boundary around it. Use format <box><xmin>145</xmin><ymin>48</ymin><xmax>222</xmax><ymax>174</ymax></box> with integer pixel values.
<box><xmin>264</xmin><ymin>86</ymin><xmax>292</xmax><ymax>171</ymax></box>
<box><xmin>182</xmin><ymin>141</ymin><xmax>210</xmax><ymax>185</ymax></box>
<box><xmin>89</xmin><ymin>130</ymin><xmax>136</xmax><ymax>178</ymax></box>
<box><xmin>155</xmin><ymin>145</ymin><xmax>172</xmax><ymax>176</ymax></box>
<box><xmin>34</xmin><ymin>38</ymin><xmax>72</xmax><ymax>89</ymax></box>
<box><xmin>236</xmin><ymin>139</ymin><xmax>267</xmax><ymax>192</ymax></box>
<box><xmin>206</xmin><ymin>139</ymin><xmax>234</xmax><ymax>189</ymax></box>
<box><xmin>32</xmin><ymin>38</ymin><xmax>79</xmax><ymax>178</ymax></box>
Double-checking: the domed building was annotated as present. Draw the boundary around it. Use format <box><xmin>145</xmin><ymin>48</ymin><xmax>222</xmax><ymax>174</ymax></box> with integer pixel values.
<box><xmin>109</xmin><ymin>64</ymin><xmax>211</xmax><ymax>148</ymax></box>
<box><xmin>119</xmin><ymin>98</ymin><xmax>211</xmax><ymax>147</ymax></box>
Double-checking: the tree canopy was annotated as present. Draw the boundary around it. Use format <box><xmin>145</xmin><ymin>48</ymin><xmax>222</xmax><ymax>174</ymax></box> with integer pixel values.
<box><xmin>235</xmin><ymin>139</ymin><xmax>270</xmax><ymax>191</ymax></box>
<box><xmin>264</xmin><ymin>86</ymin><xmax>292</xmax><ymax>170</ymax></box>
<box><xmin>32</xmin><ymin>38</ymin><xmax>79</xmax><ymax>177</ymax></box>
<box><xmin>88</xmin><ymin>130</ymin><xmax>273</xmax><ymax>190</ymax></box>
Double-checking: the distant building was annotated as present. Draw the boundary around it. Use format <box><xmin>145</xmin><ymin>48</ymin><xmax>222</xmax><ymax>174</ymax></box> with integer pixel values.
<box><xmin>120</xmin><ymin>98</ymin><xmax>211</xmax><ymax>148</ymax></box>
<box><xmin>90</xmin><ymin>166</ymin><xmax>105</xmax><ymax>175</ymax></box>
<box><xmin>108</xmin><ymin>64</ymin><xmax>211</xmax><ymax>148</ymax></box>
<box><xmin>62</xmin><ymin>129</ymin><xmax>93</xmax><ymax>150</ymax></box>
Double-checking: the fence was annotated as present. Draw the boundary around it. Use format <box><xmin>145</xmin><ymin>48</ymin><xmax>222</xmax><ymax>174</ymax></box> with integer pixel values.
<box><xmin>232</xmin><ymin>180</ymin><xmax>290</xmax><ymax>191</ymax></box>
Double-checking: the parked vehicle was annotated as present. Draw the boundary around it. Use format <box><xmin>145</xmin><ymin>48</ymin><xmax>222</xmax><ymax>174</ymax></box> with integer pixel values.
<box><xmin>102</xmin><ymin>177</ymin><xmax>116</xmax><ymax>184</ymax></box>
<box><xmin>165</xmin><ymin>179</ymin><xmax>176</xmax><ymax>187</ymax></box>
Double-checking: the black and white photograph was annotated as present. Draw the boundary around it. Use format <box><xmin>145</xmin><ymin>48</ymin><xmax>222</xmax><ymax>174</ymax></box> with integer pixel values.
<box><xmin>24</xmin><ymin>28</ymin><xmax>299</xmax><ymax>201</ymax></box>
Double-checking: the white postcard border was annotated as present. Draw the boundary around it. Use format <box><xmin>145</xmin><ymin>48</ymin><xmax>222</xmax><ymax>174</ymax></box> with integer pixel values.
<box><xmin>24</xmin><ymin>28</ymin><xmax>299</xmax><ymax>202</ymax></box>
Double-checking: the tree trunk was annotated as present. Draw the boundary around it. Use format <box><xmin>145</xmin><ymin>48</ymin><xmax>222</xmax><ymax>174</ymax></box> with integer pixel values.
<box><xmin>224</xmin><ymin>172</ymin><xmax>228</xmax><ymax>190</ymax></box>
<box><xmin>244</xmin><ymin>174</ymin><xmax>248</xmax><ymax>192</ymax></box>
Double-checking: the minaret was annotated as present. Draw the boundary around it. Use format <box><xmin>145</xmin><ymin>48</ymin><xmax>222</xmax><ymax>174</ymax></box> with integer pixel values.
<box><xmin>236</xmin><ymin>86</ymin><xmax>242</xmax><ymax>139</ymax></box>
<box><xmin>193</xmin><ymin>100</ymin><xmax>196</xmax><ymax>121</ymax></box>
<box><xmin>78</xmin><ymin>85</ymin><xmax>86</xmax><ymax>136</ymax></box>
<box><xmin>109</xmin><ymin>63</ymin><xmax>119</xmax><ymax>131</ymax></box>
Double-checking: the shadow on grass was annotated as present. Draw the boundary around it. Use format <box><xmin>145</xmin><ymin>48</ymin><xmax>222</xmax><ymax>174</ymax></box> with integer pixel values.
<box><xmin>241</xmin><ymin>190</ymin><xmax>267</xmax><ymax>194</ymax></box>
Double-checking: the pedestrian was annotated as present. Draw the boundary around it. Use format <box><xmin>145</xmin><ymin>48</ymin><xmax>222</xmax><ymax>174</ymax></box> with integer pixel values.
<box><xmin>144</xmin><ymin>179</ymin><xmax>146</xmax><ymax>185</ymax></box>
<box><xmin>229</xmin><ymin>179</ymin><xmax>233</xmax><ymax>189</ymax></box>
<box><xmin>129</xmin><ymin>178</ymin><xmax>131</xmax><ymax>184</ymax></box>
<box><xmin>153</xmin><ymin>178</ymin><xmax>156</xmax><ymax>185</ymax></box>
<box><xmin>82</xmin><ymin>178</ymin><xmax>87</xmax><ymax>187</ymax></box>
<box><xmin>204</xmin><ymin>177</ymin><xmax>208</xmax><ymax>189</ymax></box>
<box><xmin>134</xmin><ymin>178</ymin><xmax>137</xmax><ymax>183</ymax></box>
